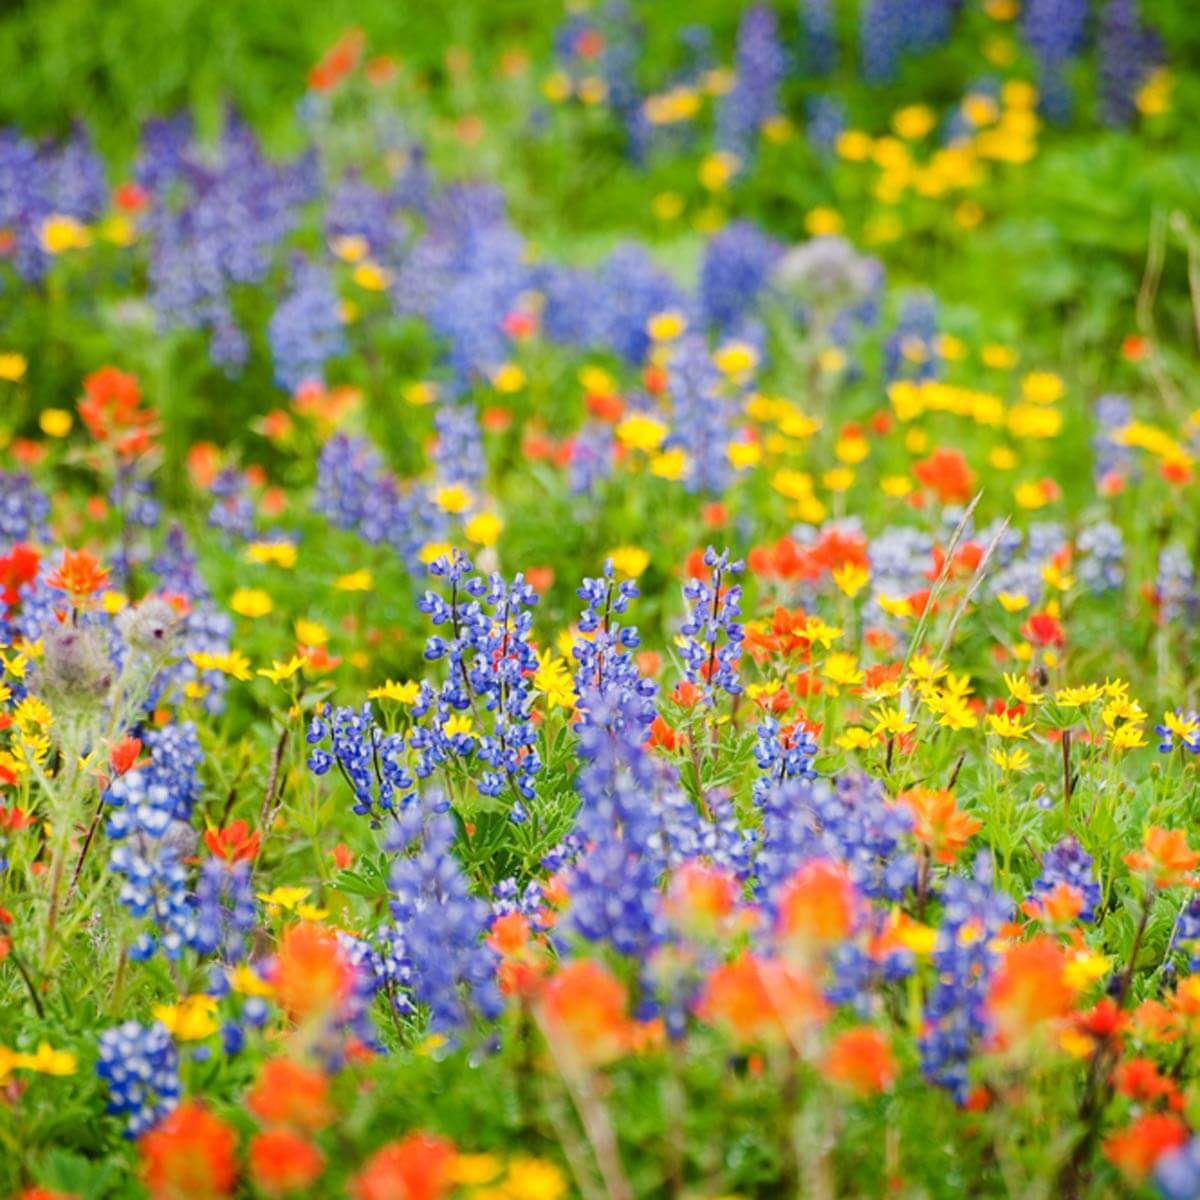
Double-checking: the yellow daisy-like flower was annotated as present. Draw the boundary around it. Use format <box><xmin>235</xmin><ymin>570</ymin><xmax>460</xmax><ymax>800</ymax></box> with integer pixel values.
<box><xmin>295</xmin><ymin>618</ymin><xmax>329</xmax><ymax>646</ymax></box>
<box><xmin>503</xmin><ymin>1158</ymin><xmax>568</xmax><ymax>1200</ymax></box>
<box><xmin>713</xmin><ymin>340</ymin><xmax>759</xmax><ymax>380</ymax></box>
<box><xmin>907</xmin><ymin>655</ymin><xmax>946</xmax><ymax>687</ymax></box>
<box><xmin>835</xmin><ymin>727</ymin><xmax>875</xmax><ymax>751</ymax></box>
<box><xmin>444</xmin><ymin>713</ymin><xmax>475</xmax><ymax>740</ymax></box>
<box><xmin>435</xmin><ymin>484</ymin><xmax>473</xmax><ymax>515</ymax></box>
<box><xmin>5</xmin><ymin>1042</ymin><xmax>77</xmax><ymax>1079</ymax></box>
<box><xmin>726</xmin><ymin>440</ymin><xmax>762</xmax><ymax>470</ymax></box>
<box><xmin>987</xmin><ymin>711</ymin><xmax>1033</xmax><ymax>740</ymax></box>
<box><xmin>823</xmin><ymin>653</ymin><xmax>865</xmax><ymax>688</ymax></box>
<box><xmin>492</xmin><ymin>363</ymin><xmax>526</xmax><ymax>394</ymax></box>
<box><xmin>256</xmin><ymin>886</ymin><xmax>312</xmax><ymax>911</ymax></box>
<box><xmin>334</xmin><ymin>569</ymin><xmax>374</xmax><ymax>592</ymax></box>
<box><xmin>190</xmin><ymin>650</ymin><xmax>253</xmax><ymax>682</ymax></box>
<box><xmin>257</xmin><ymin>656</ymin><xmax>306</xmax><ymax>684</ymax></box>
<box><xmin>352</xmin><ymin>261</ymin><xmax>391</xmax><ymax>291</ymax></box>
<box><xmin>245</xmin><ymin>541</ymin><xmax>298</xmax><ymax>569</ymax></box>
<box><xmin>40</xmin><ymin>214</ymin><xmax>91</xmax><ymax>253</ymax></box>
<box><xmin>448</xmin><ymin>1155</ymin><xmax>503</xmax><ymax>1186</ymax></box>
<box><xmin>831</xmin><ymin>562</ymin><xmax>869</xmax><ymax>599</ymax></box>
<box><xmin>230</xmin><ymin>588</ymin><xmax>273</xmax><ymax>618</ymax></box>
<box><xmin>892</xmin><ymin>104</ymin><xmax>936</xmax><ymax>139</ymax></box>
<box><xmin>699</xmin><ymin>151</ymin><xmax>740</xmax><ymax>191</ymax></box>
<box><xmin>1055</xmin><ymin>684</ymin><xmax>1104</xmax><ymax>707</ymax></box>
<box><xmin>1021</xmin><ymin>371</ymin><xmax>1065</xmax><ymax>405</ymax></box>
<box><xmin>369</xmin><ymin>680</ymin><xmax>421</xmax><ymax>705</ymax></box>
<box><xmin>228</xmin><ymin>965</ymin><xmax>275</xmax><ymax>998</ymax></box>
<box><xmin>616</xmin><ymin>413</ymin><xmax>668</xmax><ymax>454</ymax></box>
<box><xmin>981</xmin><ymin>343</ymin><xmax>1017</xmax><ymax>370</ymax></box>
<box><xmin>871</xmin><ymin>706</ymin><xmax>916</xmax><ymax>738</ymax></box>
<box><xmin>997</xmin><ymin>592</ymin><xmax>1030</xmax><ymax>613</ymax></box>
<box><xmin>153</xmin><ymin>995</ymin><xmax>219</xmax><ymax>1042</ymax></box>
<box><xmin>836</xmin><ymin>130</ymin><xmax>874</xmax><ymax>161</ymax></box>
<box><xmin>650</xmin><ymin>447</ymin><xmax>688</xmax><ymax>481</ymax></box>
<box><xmin>1003</xmin><ymin>672</ymin><xmax>1044</xmax><ymax>706</ymax></box>
<box><xmin>608</xmin><ymin>546</ymin><xmax>650</xmax><ymax>578</ymax></box>
<box><xmin>990</xmin><ymin>747</ymin><xmax>1031</xmax><ymax>773</ymax></box>
<box><xmin>647</xmin><ymin>310</ymin><xmax>687</xmax><ymax>341</ymax></box>
<box><xmin>465</xmin><ymin>512</ymin><xmax>503</xmax><ymax>547</ymax></box>
<box><xmin>802</xmin><ymin>617</ymin><xmax>842</xmax><ymax>650</ymax></box>
<box><xmin>0</xmin><ymin>353</ymin><xmax>28</xmax><ymax>382</ymax></box>
<box><xmin>533</xmin><ymin>650</ymin><xmax>576</xmax><ymax>711</ymax></box>
<box><xmin>805</xmin><ymin>206</ymin><xmax>843</xmax><ymax>236</ymax></box>
<box><xmin>404</xmin><ymin>381</ymin><xmax>439</xmax><ymax>407</ymax></box>
<box><xmin>39</xmin><ymin>408</ymin><xmax>73</xmax><ymax>438</ymax></box>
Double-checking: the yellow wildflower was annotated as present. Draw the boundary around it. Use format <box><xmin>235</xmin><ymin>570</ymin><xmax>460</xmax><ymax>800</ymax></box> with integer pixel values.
<box><xmin>230</xmin><ymin>588</ymin><xmax>273</xmax><ymax>618</ymax></box>
<box><xmin>153</xmin><ymin>996</ymin><xmax>219</xmax><ymax>1042</ymax></box>
<box><xmin>369</xmin><ymin>680</ymin><xmax>421</xmax><ymax>704</ymax></box>
<box><xmin>334</xmin><ymin>569</ymin><xmax>373</xmax><ymax>592</ymax></box>
<box><xmin>616</xmin><ymin>414</ymin><xmax>668</xmax><ymax>453</ymax></box>
<box><xmin>190</xmin><ymin>650</ymin><xmax>253</xmax><ymax>681</ymax></box>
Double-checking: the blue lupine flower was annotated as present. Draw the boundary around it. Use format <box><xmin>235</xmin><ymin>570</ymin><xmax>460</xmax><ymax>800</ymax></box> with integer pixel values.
<box><xmin>1157</xmin><ymin>1138</ymin><xmax>1200</xmax><ymax>1200</ymax></box>
<box><xmin>596</xmin><ymin>244</ymin><xmax>689</xmax><ymax>364</ymax></box>
<box><xmin>1098</xmin><ymin>0</ymin><xmax>1162</xmax><ymax>127</ymax></box>
<box><xmin>755</xmin><ymin>774</ymin><xmax>916</xmax><ymax>905</ymax></box>
<box><xmin>861</xmin><ymin>0</ymin><xmax>960</xmax><ymax>84</ymax></box>
<box><xmin>433</xmin><ymin>402</ymin><xmax>486</xmax><ymax>491</ymax></box>
<box><xmin>413</xmin><ymin>553</ymin><xmax>542</xmax><ymax>814</ymax></box>
<box><xmin>716</xmin><ymin>5</ymin><xmax>787</xmax><ymax>164</ymax></box>
<box><xmin>806</xmin><ymin>94</ymin><xmax>847</xmax><ymax>154</ymax></box>
<box><xmin>567</xmin><ymin>422</ymin><xmax>614</xmax><ymax>496</ymax></box>
<box><xmin>801</xmin><ymin>0</ymin><xmax>838</xmax><ymax>75</ymax></box>
<box><xmin>679</xmin><ymin>547</ymin><xmax>745</xmax><ymax>701</ymax></box>
<box><xmin>306</xmin><ymin>702</ymin><xmax>415</xmax><ymax>819</ymax></box>
<box><xmin>664</xmin><ymin>335</ymin><xmax>732</xmax><ymax>495</ymax></box>
<box><xmin>884</xmin><ymin>290</ymin><xmax>940</xmax><ymax>381</ymax></box>
<box><xmin>1077</xmin><ymin>520</ymin><xmax>1125</xmax><ymax>594</ymax></box>
<box><xmin>572</xmin><ymin>560</ymin><xmax>657</xmax><ymax>730</ymax></box>
<box><xmin>1029</xmin><ymin>837</ymin><xmax>1101</xmax><ymax>922</ymax></box>
<box><xmin>1157</xmin><ymin>544</ymin><xmax>1195</xmax><ymax>625</ymax></box>
<box><xmin>919</xmin><ymin>852</ymin><xmax>1013</xmax><ymax>1102</ymax></box>
<box><xmin>753</xmin><ymin>718</ymin><xmax>819</xmax><ymax>807</ymax></box>
<box><xmin>97</xmin><ymin>1021</ymin><xmax>181</xmax><ymax>1137</ymax></box>
<box><xmin>0</xmin><ymin>471</ymin><xmax>51</xmax><ymax>546</ymax></box>
<box><xmin>698</xmin><ymin>222</ymin><xmax>780</xmax><ymax>334</ymax></box>
<box><xmin>313</xmin><ymin>434</ymin><xmax>446</xmax><ymax>577</ymax></box>
<box><xmin>268</xmin><ymin>256</ymin><xmax>345</xmax><ymax>391</ymax></box>
<box><xmin>193</xmin><ymin>858</ymin><xmax>257</xmax><ymax>961</ymax></box>
<box><xmin>385</xmin><ymin>798</ymin><xmax>501</xmax><ymax>1035</ymax></box>
<box><xmin>1021</xmin><ymin>0</ymin><xmax>1089</xmax><ymax>122</ymax></box>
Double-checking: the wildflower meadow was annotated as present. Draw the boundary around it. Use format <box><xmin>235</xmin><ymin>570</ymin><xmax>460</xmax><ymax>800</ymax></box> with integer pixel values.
<box><xmin>2</xmin><ymin>1</ymin><xmax>1200</xmax><ymax>1196</ymax></box>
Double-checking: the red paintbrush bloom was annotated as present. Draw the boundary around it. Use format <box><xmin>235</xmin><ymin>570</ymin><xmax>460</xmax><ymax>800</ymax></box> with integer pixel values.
<box><xmin>308</xmin><ymin>28</ymin><xmax>366</xmax><ymax>92</ymax></box>
<box><xmin>46</xmin><ymin>549</ymin><xmax>109</xmax><ymax>605</ymax></box>
<box><xmin>1103</xmin><ymin>1113</ymin><xmax>1188</xmax><ymax>1182</ymax></box>
<box><xmin>139</xmin><ymin>1102</ymin><xmax>237</xmax><ymax>1200</ymax></box>
<box><xmin>0</xmin><ymin>543</ymin><xmax>40</xmax><ymax>607</ymax></box>
<box><xmin>248</xmin><ymin>1130</ymin><xmax>325</xmax><ymax>1197</ymax></box>
<box><xmin>109</xmin><ymin>736</ymin><xmax>144</xmax><ymax>776</ymax></box>
<box><xmin>825</xmin><ymin>1027</ymin><xmax>898</xmax><ymax>1096</ymax></box>
<box><xmin>247</xmin><ymin>1058</ymin><xmax>333</xmax><ymax>1133</ymax></box>
<box><xmin>1022</xmin><ymin>611</ymin><xmax>1064</xmax><ymax>648</ymax></box>
<box><xmin>78</xmin><ymin>367</ymin><xmax>156</xmax><ymax>451</ymax></box>
<box><xmin>204</xmin><ymin>819</ymin><xmax>260</xmax><ymax>864</ymax></box>
<box><xmin>914</xmin><ymin>447</ymin><xmax>975</xmax><ymax>505</ymax></box>
<box><xmin>349</xmin><ymin>1132</ymin><xmax>456</xmax><ymax>1200</ymax></box>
